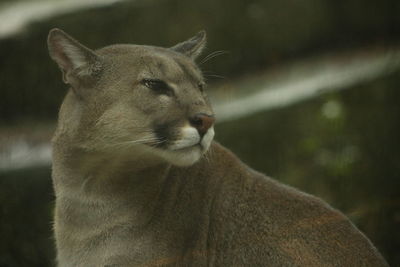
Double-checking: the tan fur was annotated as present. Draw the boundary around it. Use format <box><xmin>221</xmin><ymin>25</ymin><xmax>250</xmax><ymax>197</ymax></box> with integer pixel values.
<box><xmin>48</xmin><ymin>28</ymin><xmax>388</xmax><ymax>266</ymax></box>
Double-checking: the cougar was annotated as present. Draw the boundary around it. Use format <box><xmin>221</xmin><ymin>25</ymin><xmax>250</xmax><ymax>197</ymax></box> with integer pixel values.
<box><xmin>48</xmin><ymin>28</ymin><xmax>387</xmax><ymax>266</ymax></box>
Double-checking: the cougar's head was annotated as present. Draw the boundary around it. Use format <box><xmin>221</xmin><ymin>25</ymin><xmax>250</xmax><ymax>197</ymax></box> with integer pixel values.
<box><xmin>48</xmin><ymin>29</ymin><xmax>215</xmax><ymax>166</ymax></box>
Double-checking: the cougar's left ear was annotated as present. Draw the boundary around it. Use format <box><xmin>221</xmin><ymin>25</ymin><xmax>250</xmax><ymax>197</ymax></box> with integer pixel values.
<box><xmin>170</xmin><ymin>31</ymin><xmax>207</xmax><ymax>60</ymax></box>
<box><xmin>47</xmin><ymin>28</ymin><xmax>102</xmax><ymax>90</ymax></box>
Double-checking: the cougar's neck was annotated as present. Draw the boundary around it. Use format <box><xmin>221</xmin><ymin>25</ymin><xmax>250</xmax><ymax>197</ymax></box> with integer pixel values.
<box><xmin>52</xmin><ymin>139</ymin><xmax>172</xmax><ymax>221</ymax></box>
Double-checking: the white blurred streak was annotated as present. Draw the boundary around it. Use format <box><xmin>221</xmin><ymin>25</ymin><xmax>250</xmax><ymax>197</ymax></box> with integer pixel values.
<box><xmin>0</xmin><ymin>140</ymin><xmax>51</xmax><ymax>170</ymax></box>
<box><xmin>1</xmin><ymin>48</ymin><xmax>400</xmax><ymax>171</ymax></box>
<box><xmin>0</xmin><ymin>0</ymin><xmax>126</xmax><ymax>38</ymax></box>
<box><xmin>212</xmin><ymin>49</ymin><xmax>400</xmax><ymax>122</ymax></box>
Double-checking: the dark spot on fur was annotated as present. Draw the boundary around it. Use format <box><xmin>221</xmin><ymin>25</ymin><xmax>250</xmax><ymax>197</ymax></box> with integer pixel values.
<box><xmin>153</xmin><ymin>124</ymin><xmax>169</xmax><ymax>148</ymax></box>
<box><xmin>153</xmin><ymin>119</ymin><xmax>182</xmax><ymax>148</ymax></box>
<box><xmin>154</xmin><ymin>120</ymin><xmax>182</xmax><ymax>148</ymax></box>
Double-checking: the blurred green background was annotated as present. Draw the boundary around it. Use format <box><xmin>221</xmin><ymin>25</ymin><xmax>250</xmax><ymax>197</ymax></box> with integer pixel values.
<box><xmin>0</xmin><ymin>0</ymin><xmax>399</xmax><ymax>266</ymax></box>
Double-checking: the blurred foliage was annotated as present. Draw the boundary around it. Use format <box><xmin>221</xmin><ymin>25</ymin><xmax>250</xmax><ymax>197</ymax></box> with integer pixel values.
<box><xmin>0</xmin><ymin>167</ymin><xmax>54</xmax><ymax>267</ymax></box>
<box><xmin>0</xmin><ymin>0</ymin><xmax>399</xmax><ymax>123</ymax></box>
<box><xmin>216</xmin><ymin>71</ymin><xmax>400</xmax><ymax>265</ymax></box>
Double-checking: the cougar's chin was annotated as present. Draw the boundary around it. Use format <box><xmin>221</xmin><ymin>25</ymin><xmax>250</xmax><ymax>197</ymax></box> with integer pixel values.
<box><xmin>153</xmin><ymin>126</ymin><xmax>214</xmax><ymax>166</ymax></box>
<box><xmin>158</xmin><ymin>145</ymin><xmax>203</xmax><ymax>166</ymax></box>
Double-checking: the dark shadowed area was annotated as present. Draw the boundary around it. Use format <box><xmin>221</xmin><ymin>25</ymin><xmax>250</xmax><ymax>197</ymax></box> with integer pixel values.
<box><xmin>0</xmin><ymin>0</ymin><xmax>399</xmax><ymax>266</ymax></box>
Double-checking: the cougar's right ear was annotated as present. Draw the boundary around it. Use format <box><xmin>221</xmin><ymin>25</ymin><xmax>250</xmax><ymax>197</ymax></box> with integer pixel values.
<box><xmin>170</xmin><ymin>31</ymin><xmax>207</xmax><ymax>60</ymax></box>
<box><xmin>47</xmin><ymin>28</ymin><xmax>102</xmax><ymax>90</ymax></box>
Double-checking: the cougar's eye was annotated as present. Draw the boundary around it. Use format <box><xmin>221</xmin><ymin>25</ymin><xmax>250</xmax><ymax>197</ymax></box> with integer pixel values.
<box><xmin>142</xmin><ymin>79</ymin><xmax>173</xmax><ymax>96</ymax></box>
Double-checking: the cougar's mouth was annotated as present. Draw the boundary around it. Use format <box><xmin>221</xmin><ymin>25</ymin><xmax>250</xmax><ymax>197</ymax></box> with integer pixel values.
<box><xmin>148</xmin><ymin>125</ymin><xmax>214</xmax><ymax>167</ymax></box>
<box><xmin>166</xmin><ymin>126</ymin><xmax>213</xmax><ymax>152</ymax></box>
<box><xmin>152</xmin><ymin>124</ymin><xmax>214</xmax><ymax>151</ymax></box>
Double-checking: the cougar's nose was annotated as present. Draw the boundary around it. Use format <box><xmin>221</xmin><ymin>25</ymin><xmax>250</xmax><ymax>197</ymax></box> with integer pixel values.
<box><xmin>189</xmin><ymin>113</ymin><xmax>215</xmax><ymax>137</ymax></box>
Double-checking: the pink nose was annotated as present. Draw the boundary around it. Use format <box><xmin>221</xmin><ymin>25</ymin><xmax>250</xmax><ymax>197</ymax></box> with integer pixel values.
<box><xmin>190</xmin><ymin>113</ymin><xmax>215</xmax><ymax>137</ymax></box>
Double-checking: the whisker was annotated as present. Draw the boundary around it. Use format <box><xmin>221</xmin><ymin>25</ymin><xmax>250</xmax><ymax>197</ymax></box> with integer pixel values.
<box><xmin>201</xmin><ymin>50</ymin><xmax>229</xmax><ymax>63</ymax></box>
<box><xmin>207</xmin><ymin>144</ymin><xmax>215</xmax><ymax>160</ymax></box>
<box><xmin>204</xmin><ymin>73</ymin><xmax>226</xmax><ymax>80</ymax></box>
<box><xmin>203</xmin><ymin>153</ymin><xmax>211</xmax><ymax>164</ymax></box>
<box><xmin>111</xmin><ymin>137</ymin><xmax>160</xmax><ymax>148</ymax></box>
<box><xmin>148</xmin><ymin>139</ymin><xmax>166</xmax><ymax>147</ymax></box>
<box><xmin>200</xmin><ymin>50</ymin><xmax>229</xmax><ymax>65</ymax></box>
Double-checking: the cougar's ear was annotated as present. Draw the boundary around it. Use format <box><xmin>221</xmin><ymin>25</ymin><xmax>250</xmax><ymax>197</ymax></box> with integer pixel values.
<box><xmin>47</xmin><ymin>28</ymin><xmax>102</xmax><ymax>89</ymax></box>
<box><xmin>170</xmin><ymin>31</ymin><xmax>207</xmax><ymax>60</ymax></box>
